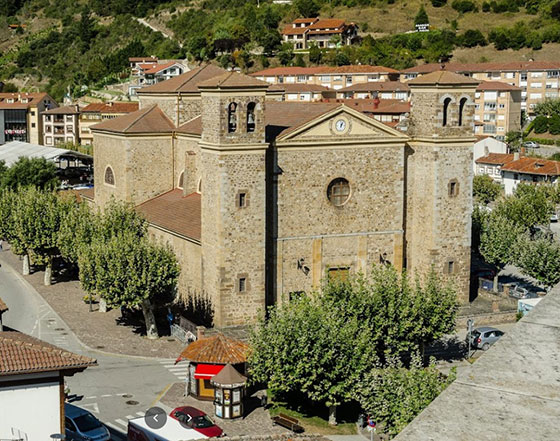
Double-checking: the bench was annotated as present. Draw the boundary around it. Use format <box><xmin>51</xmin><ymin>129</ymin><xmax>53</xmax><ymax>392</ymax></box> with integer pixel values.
<box><xmin>272</xmin><ymin>413</ymin><xmax>304</xmax><ymax>433</ymax></box>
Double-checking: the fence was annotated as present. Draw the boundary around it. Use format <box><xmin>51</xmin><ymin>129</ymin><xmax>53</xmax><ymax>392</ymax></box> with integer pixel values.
<box><xmin>170</xmin><ymin>316</ymin><xmax>199</xmax><ymax>343</ymax></box>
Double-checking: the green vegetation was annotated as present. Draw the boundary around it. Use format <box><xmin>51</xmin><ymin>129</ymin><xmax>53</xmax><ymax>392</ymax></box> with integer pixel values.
<box><xmin>249</xmin><ymin>265</ymin><xmax>457</xmax><ymax>431</ymax></box>
<box><xmin>473</xmin><ymin>175</ymin><xmax>502</xmax><ymax>204</ymax></box>
<box><xmin>0</xmin><ymin>157</ymin><xmax>59</xmax><ymax>190</ymax></box>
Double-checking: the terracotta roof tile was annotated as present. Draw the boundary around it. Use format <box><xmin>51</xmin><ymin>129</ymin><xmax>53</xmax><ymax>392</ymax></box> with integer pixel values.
<box><xmin>477</xmin><ymin>81</ymin><xmax>521</xmax><ymax>91</ymax></box>
<box><xmin>265</xmin><ymin>101</ymin><xmax>340</xmax><ymax>139</ymax></box>
<box><xmin>324</xmin><ymin>98</ymin><xmax>410</xmax><ymax>114</ymax></box>
<box><xmin>81</xmin><ymin>102</ymin><xmax>139</xmax><ymax>114</ymax></box>
<box><xmin>0</xmin><ymin>297</ymin><xmax>7</xmax><ymax>314</ymax></box>
<box><xmin>408</xmin><ymin>70</ymin><xmax>479</xmax><ymax>86</ymax></box>
<box><xmin>308</xmin><ymin>18</ymin><xmax>346</xmax><ymax>29</ymax></box>
<box><xmin>402</xmin><ymin>61</ymin><xmax>560</xmax><ymax>74</ymax></box>
<box><xmin>0</xmin><ymin>331</ymin><xmax>96</xmax><ymax>375</ymax></box>
<box><xmin>143</xmin><ymin>61</ymin><xmax>182</xmax><ymax>75</ymax></box>
<box><xmin>273</xmin><ymin>83</ymin><xmax>331</xmax><ymax>92</ymax></box>
<box><xmin>136</xmin><ymin>190</ymin><xmax>201</xmax><ymax>241</ymax></box>
<box><xmin>198</xmin><ymin>72</ymin><xmax>269</xmax><ymax>89</ymax></box>
<box><xmin>475</xmin><ymin>153</ymin><xmax>514</xmax><ymax>165</ymax></box>
<box><xmin>177</xmin><ymin>116</ymin><xmax>202</xmax><ymax>136</ymax></box>
<box><xmin>0</xmin><ymin>93</ymin><xmax>51</xmax><ymax>110</ymax></box>
<box><xmin>501</xmin><ymin>157</ymin><xmax>560</xmax><ymax>176</ymax></box>
<box><xmin>338</xmin><ymin>81</ymin><xmax>410</xmax><ymax>93</ymax></box>
<box><xmin>138</xmin><ymin>64</ymin><xmax>227</xmax><ymax>94</ymax></box>
<box><xmin>293</xmin><ymin>17</ymin><xmax>318</xmax><ymax>23</ymax></box>
<box><xmin>177</xmin><ymin>333</ymin><xmax>249</xmax><ymax>364</ymax></box>
<box><xmin>282</xmin><ymin>25</ymin><xmax>308</xmax><ymax>35</ymax></box>
<box><xmin>91</xmin><ymin>105</ymin><xmax>175</xmax><ymax>134</ymax></box>
<box><xmin>43</xmin><ymin>105</ymin><xmax>80</xmax><ymax>115</ymax></box>
<box><xmin>129</xmin><ymin>57</ymin><xmax>158</xmax><ymax>62</ymax></box>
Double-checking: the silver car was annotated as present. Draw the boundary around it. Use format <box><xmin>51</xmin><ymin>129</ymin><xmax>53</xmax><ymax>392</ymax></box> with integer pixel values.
<box><xmin>470</xmin><ymin>327</ymin><xmax>504</xmax><ymax>351</ymax></box>
<box><xmin>523</xmin><ymin>141</ymin><xmax>539</xmax><ymax>149</ymax></box>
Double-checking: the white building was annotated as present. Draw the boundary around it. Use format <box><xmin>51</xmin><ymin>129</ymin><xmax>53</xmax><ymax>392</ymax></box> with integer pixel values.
<box><xmin>501</xmin><ymin>156</ymin><xmax>560</xmax><ymax>195</ymax></box>
<box><xmin>0</xmin><ymin>331</ymin><xmax>96</xmax><ymax>440</ymax></box>
<box><xmin>473</xmin><ymin>137</ymin><xmax>508</xmax><ymax>173</ymax></box>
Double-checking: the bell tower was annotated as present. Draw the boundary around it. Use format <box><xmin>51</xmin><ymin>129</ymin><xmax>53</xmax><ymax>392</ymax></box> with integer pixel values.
<box><xmin>197</xmin><ymin>72</ymin><xmax>269</xmax><ymax>327</ymax></box>
<box><xmin>405</xmin><ymin>71</ymin><xmax>479</xmax><ymax>302</ymax></box>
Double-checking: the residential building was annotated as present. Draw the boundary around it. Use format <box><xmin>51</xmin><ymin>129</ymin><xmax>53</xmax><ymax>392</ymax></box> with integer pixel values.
<box><xmin>281</xmin><ymin>18</ymin><xmax>358</xmax><ymax>49</ymax></box>
<box><xmin>475</xmin><ymin>152</ymin><xmax>513</xmax><ymax>184</ymax></box>
<box><xmin>269</xmin><ymin>83</ymin><xmax>335</xmax><ymax>101</ymax></box>
<box><xmin>400</xmin><ymin>61</ymin><xmax>560</xmax><ymax>116</ymax></box>
<box><xmin>501</xmin><ymin>155</ymin><xmax>560</xmax><ymax>195</ymax></box>
<box><xmin>0</xmin><ymin>330</ymin><xmax>96</xmax><ymax>441</ymax></box>
<box><xmin>251</xmin><ymin>65</ymin><xmax>400</xmax><ymax>90</ymax></box>
<box><xmin>473</xmin><ymin>137</ymin><xmax>508</xmax><ymax>173</ymax></box>
<box><xmin>324</xmin><ymin>98</ymin><xmax>410</xmax><ymax>127</ymax></box>
<box><xmin>0</xmin><ymin>92</ymin><xmax>57</xmax><ymax>145</ymax></box>
<box><xmin>129</xmin><ymin>57</ymin><xmax>158</xmax><ymax>75</ymax></box>
<box><xmin>42</xmin><ymin>105</ymin><xmax>80</xmax><ymax>146</ymax></box>
<box><xmin>129</xmin><ymin>61</ymin><xmax>188</xmax><ymax>96</ymax></box>
<box><xmin>337</xmin><ymin>81</ymin><xmax>411</xmax><ymax>100</ymax></box>
<box><xmin>79</xmin><ymin>102</ymin><xmax>139</xmax><ymax>145</ymax></box>
<box><xmin>89</xmin><ymin>67</ymin><xmax>477</xmax><ymax>328</ymax></box>
<box><xmin>474</xmin><ymin>81</ymin><xmax>522</xmax><ymax>140</ymax></box>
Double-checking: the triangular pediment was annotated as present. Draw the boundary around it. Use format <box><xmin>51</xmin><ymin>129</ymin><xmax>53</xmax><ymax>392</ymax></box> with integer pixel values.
<box><xmin>277</xmin><ymin>105</ymin><xmax>409</xmax><ymax>143</ymax></box>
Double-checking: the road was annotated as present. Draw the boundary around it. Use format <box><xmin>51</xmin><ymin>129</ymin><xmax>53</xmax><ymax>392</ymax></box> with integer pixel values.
<box><xmin>134</xmin><ymin>18</ymin><xmax>183</xmax><ymax>47</ymax></box>
<box><xmin>0</xmin><ymin>257</ymin><xmax>184</xmax><ymax>439</ymax></box>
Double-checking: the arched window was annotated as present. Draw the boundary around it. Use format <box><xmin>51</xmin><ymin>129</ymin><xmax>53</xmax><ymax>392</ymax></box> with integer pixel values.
<box><xmin>228</xmin><ymin>102</ymin><xmax>237</xmax><ymax>133</ymax></box>
<box><xmin>458</xmin><ymin>97</ymin><xmax>468</xmax><ymax>126</ymax></box>
<box><xmin>104</xmin><ymin>166</ymin><xmax>115</xmax><ymax>186</ymax></box>
<box><xmin>442</xmin><ymin>97</ymin><xmax>452</xmax><ymax>127</ymax></box>
<box><xmin>327</xmin><ymin>178</ymin><xmax>351</xmax><ymax>207</ymax></box>
<box><xmin>246</xmin><ymin>102</ymin><xmax>256</xmax><ymax>133</ymax></box>
<box><xmin>178</xmin><ymin>170</ymin><xmax>184</xmax><ymax>189</ymax></box>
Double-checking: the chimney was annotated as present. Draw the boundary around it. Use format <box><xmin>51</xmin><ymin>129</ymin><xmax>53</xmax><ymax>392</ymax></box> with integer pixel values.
<box><xmin>196</xmin><ymin>326</ymin><xmax>205</xmax><ymax>340</ymax></box>
<box><xmin>520</xmin><ymin>147</ymin><xmax>525</xmax><ymax>156</ymax></box>
<box><xmin>75</xmin><ymin>104</ymin><xmax>79</xmax><ymax>113</ymax></box>
<box><xmin>514</xmin><ymin>152</ymin><xmax>520</xmax><ymax>161</ymax></box>
<box><xmin>108</xmin><ymin>102</ymin><xmax>113</xmax><ymax>107</ymax></box>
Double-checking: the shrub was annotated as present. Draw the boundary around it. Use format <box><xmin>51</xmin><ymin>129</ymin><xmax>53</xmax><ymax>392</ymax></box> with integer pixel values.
<box><xmin>451</xmin><ymin>0</ymin><xmax>478</xmax><ymax>13</ymax></box>
<box><xmin>415</xmin><ymin>5</ymin><xmax>429</xmax><ymax>25</ymax></box>
<box><xmin>431</xmin><ymin>0</ymin><xmax>447</xmax><ymax>6</ymax></box>
<box><xmin>460</xmin><ymin>29</ymin><xmax>487</xmax><ymax>47</ymax></box>
<box><xmin>533</xmin><ymin>116</ymin><xmax>549</xmax><ymax>134</ymax></box>
<box><xmin>548</xmin><ymin>114</ymin><xmax>560</xmax><ymax>135</ymax></box>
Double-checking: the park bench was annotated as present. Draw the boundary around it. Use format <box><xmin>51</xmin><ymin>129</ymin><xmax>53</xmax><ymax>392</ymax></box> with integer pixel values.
<box><xmin>272</xmin><ymin>413</ymin><xmax>304</xmax><ymax>433</ymax></box>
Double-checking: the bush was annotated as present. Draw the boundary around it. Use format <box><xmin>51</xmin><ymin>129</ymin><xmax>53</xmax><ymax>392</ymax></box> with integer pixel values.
<box><xmin>549</xmin><ymin>115</ymin><xmax>560</xmax><ymax>135</ymax></box>
<box><xmin>533</xmin><ymin>116</ymin><xmax>549</xmax><ymax>134</ymax></box>
<box><xmin>431</xmin><ymin>0</ymin><xmax>447</xmax><ymax>6</ymax></box>
<box><xmin>415</xmin><ymin>5</ymin><xmax>429</xmax><ymax>25</ymax></box>
<box><xmin>451</xmin><ymin>0</ymin><xmax>478</xmax><ymax>13</ymax></box>
<box><xmin>460</xmin><ymin>29</ymin><xmax>487</xmax><ymax>47</ymax></box>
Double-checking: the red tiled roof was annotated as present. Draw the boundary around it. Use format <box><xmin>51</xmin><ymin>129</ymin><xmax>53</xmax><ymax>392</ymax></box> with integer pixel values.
<box><xmin>402</xmin><ymin>61</ymin><xmax>560</xmax><ymax>74</ymax></box>
<box><xmin>43</xmin><ymin>105</ymin><xmax>80</xmax><ymax>115</ymax></box>
<box><xmin>0</xmin><ymin>297</ymin><xmax>7</xmax><ymax>314</ymax></box>
<box><xmin>293</xmin><ymin>17</ymin><xmax>318</xmax><ymax>23</ymax></box>
<box><xmin>501</xmin><ymin>157</ymin><xmax>560</xmax><ymax>176</ymax></box>
<box><xmin>143</xmin><ymin>61</ymin><xmax>181</xmax><ymax>75</ymax></box>
<box><xmin>477</xmin><ymin>81</ymin><xmax>521</xmax><ymax>91</ymax></box>
<box><xmin>324</xmin><ymin>98</ymin><xmax>410</xmax><ymax>114</ymax></box>
<box><xmin>273</xmin><ymin>83</ymin><xmax>331</xmax><ymax>93</ymax></box>
<box><xmin>136</xmin><ymin>190</ymin><xmax>201</xmax><ymax>241</ymax></box>
<box><xmin>338</xmin><ymin>81</ymin><xmax>410</xmax><ymax>93</ymax></box>
<box><xmin>91</xmin><ymin>105</ymin><xmax>175</xmax><ymax>134</ymax></box>
<box><xmin>0</xmin><ymin>93</ymin><xmax>51</xmax><ymax>110</ymax></box>
<box><xmin>475</xmin><ymin>153</ymin><xmax>514</xmax><ymax>165</ymax></box>
<box><xmin>282</xmin><ymin>25</ymin><xmax>308</xmax><ymax>35</ymax></box>
<box><xmin>0</xmin><ymin>331</ymin><xmax>96</xmax><ymax>376</ymax></box>
<box><xmin>265</xmin><ymin>101</ymin><xmax>340</xmax><ymax>138</ymax></box>
<box><xmin>198</xmin><ymin>72</ymin><xmax>269</xmax><ymax>89</ymax></box>
<box><xmin>408</xmin><ymin>70</ymin><xmax>479</xmax><ymax>86</ymax></box>
<box><xmin>308</xmin><ymin>18</ymin><xmax>346</xmax><ymax>29</ymax></box>
<box><xmin>177</xmin><ymin>333</ymin><xmax>249</xmax><ymax>364</ymax></box>
<box><xmin>81</xmin><ymin>102</ymin><xmax>139</xmax><ymax>114</ymax></box>
<box><xmin>252</xmin><ymin>65</ymin><xmax>397</xmax><ymax>76</ymax></box>
<box><xmin>129</xmin><ymin>57</ymin><xmax>158</xmax><ymax>62</ymax></box>
<box><xmin>138</xmin><ymin>64</ymin><xmax>227</xmax><ymax>94</ymax></box>
<box><xmin>177</xmin><ymin>116</ymin><xmax>202</xmax><ymax>136</ymax></box>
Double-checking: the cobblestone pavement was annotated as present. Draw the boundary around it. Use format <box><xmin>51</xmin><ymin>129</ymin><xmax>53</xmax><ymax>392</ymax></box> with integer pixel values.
<box><xmin>0</xmin><ymin>246</ymin><xmax>184</xmax><ymax>359</ymax></box>
<box><xmin>160</xmin><ymin>382</ymin><xmax>288</xmax><ymax>437</ymax></box>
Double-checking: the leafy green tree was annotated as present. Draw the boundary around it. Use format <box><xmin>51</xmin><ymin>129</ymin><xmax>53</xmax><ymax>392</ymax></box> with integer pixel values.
<box><xmin>78</xmin><ymin>7</ymin><xmax>96</xmax><ymax>51</ymax></box>
<box><xmin>473</xmin><ymin>175</ymin><xmax>502</xmax><ymax>204</ymax></box>
<box><xmin>57</xmin><ymin>200</ymin><xmax>96</xmax><ymax>266</ymax></box>
<box><xmin>79</xmin><ymin>232</ymin><xmax>180</xmax><ymax>339</ymax></box>
<box><xmin>514</xmin><ymin>234</ymin><xmax>560</xmax><ymax>288</ymax></box>
<box><xmin>257</xmin><ymin>30</ymin><xmax>282</xmax><ymax>55</ymax></box>
<box><xmin>479</xmin><ymin>213</ymin><xmax>525</xmax><ymax>290</ymax></box>
<box><xmin>294</xmin><ymin>0</ymin><xmax>320</xmax><ymax>18</ymax></box>
<box><xmin>308</xmin><ymin>44</ymin><xmax>322</xmax><ymax>64</ymax></box>
<box><xmin>0</xmin><ymin>189</ymin><xmax>16</xmax><ymax>243</ymax></box>
<box><xmin>451</xmin><ymin>0</ymin><xmax>478</xmax><ymax>13</ymax></box>
<box><xmin>534</xmin><ymin>98</ymin><xmax>560</xmax><ymax>118</ymax></box>
<box><xmin>249</xmin><ymin>293</ymin><xmax>376</xmax><ymax>425</ymax></box>
<box><xmin>1</xmin><ymin>157</ymin><xmax>59</xmax><ymax>190</ymax></box>
<box><xmin>277</xmin><ymin>43</ymin><xmax>295</xmax><ymax>66</ymax></box>
<box><xmin>294</xmin><ymin>53</ymin><xmax>306</xmax><ymax>67</ymax></box>
<box><xmin>431</xmin><ymin>0</ymin><xmax>447</xmax><ymax>7</ymax></box>
<box><xmin>354</xmin><ymin>354</ymin><xmax>455</xmax><ymax>437</ymax></box>
<box><xmin>495</xmin><ymin>184</ymin><xmax>553</xmax><ymax>229</ymax></box>
<box><xmin>414</xmin><ymin>5</ymin><xmax>429</xmax><ymax>25</ymax></box>
<box><xmin>460</xmin><ymin>29</ymin><xmax>487</xmax><ymax>47</ymax></box>
<box><xmin>548</xmin><ymin>114</ymin><xmax>560</xmax><ymax>135</ymax></box>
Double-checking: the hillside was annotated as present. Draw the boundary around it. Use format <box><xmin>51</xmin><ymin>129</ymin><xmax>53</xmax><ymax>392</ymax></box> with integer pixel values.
<box><xmin>2</xmin><ymin>0</ymin><xmax>560</xmax><ymax>101</ymax></box>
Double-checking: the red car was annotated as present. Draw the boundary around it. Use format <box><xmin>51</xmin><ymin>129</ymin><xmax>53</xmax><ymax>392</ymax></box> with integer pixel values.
<box><xmin>169</xmin><ymin>406</ymin><xmax>224</xmax><ymax>438</ymax></box>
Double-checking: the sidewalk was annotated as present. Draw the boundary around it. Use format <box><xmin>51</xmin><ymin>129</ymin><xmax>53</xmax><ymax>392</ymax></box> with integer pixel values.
<box><xmin>0</xmin><ymin>246</ymin><xmax>183</xmax><ymax>359</ymax></box>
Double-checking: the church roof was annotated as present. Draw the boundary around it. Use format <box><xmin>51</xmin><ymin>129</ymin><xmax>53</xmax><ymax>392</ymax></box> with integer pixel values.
<box><xmin>137</xmin><ymin>64</ymin><xmax>227</xmax><ymax>94</ymax></box>
<box><xmin>176</xmin><ymin>116</ymin><xmax>202</xmax><ymax>136</ymax></box>
<box><xmin>408</xmin><ymin>70</ymin><xmax>479</xmax><ymax>86</ymax></box>
<box><xmin>136</xmin><ymin>190</ymin><xmax>201</xmax><ymax>241</ymax></box>
<box><xmin>176</xmin><ymin>333</ymin><xmax>249</xmax><ymax>365</ymax></box>
<box><xmin>91</xmin><ymin>105</ymin><xmax>175</xmax><ymax>134</ymax></box>
<box><xmin>198</xmin><ymin>71</ymin><xmax>269</xmax><ymax>89</ymax></box>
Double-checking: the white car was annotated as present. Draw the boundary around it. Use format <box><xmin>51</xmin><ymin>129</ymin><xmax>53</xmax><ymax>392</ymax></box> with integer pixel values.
<box><xmin>551</xmin><ymin>213</ymin><xmax>559</xmax><ymax>223</ymax></box>
<box><xmin>523</xmin><ymin>141</ymin><xmax>539</xmax><ymax>149</ymax></box>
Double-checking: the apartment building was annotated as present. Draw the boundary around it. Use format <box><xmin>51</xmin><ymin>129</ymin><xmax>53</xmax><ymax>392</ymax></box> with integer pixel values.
<box><xmin>281</xmin><ymin>18</ymin><xmax>358</xmax><ymax>50</ymax></box>
<box><xmin>79</xmin><ymin>102</ymin><xmax>139</xmax><ymax>145</ymax></box>
<box><xmin>0</xmin><ymin>92</ymin><xmax>57</xmax><ymax>145</ymax></box>
<box><xmin>268</xmin><ymin>83</ymin><xmax>336</xmax><ymax>101</ymax></box>
<box><xmin>42</xmin><ymin>105</ymin><xmax>80</xmax><ymax>146</ymax></box>
<box><xmin>337</xmin><ymin>81</ymin><xmax>410</xmax><ymax>100</ymax></box>
<box><xmin>474</xmin><ymin>81</ymin><xmax>522</xmax><ymax>140</ymax></box>
<box><xmin>251</xmin><ymin>65</ymin><xmax>399</xmax><ymax>89</ymax></box>
<box><xmin>400</xmin><ymin>61</ymin><xmax>560</xmax><ymax>116</ymax></box>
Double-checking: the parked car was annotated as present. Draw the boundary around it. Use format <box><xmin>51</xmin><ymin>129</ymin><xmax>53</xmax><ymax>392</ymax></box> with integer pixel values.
<box><xmin>510</xmin><ymin>284</ymin><xmax>539</xmax><ymax>299</ymax></box>
<box><xmin>65</xmin><ymin>403</ymin><xmax>110</xmax><ymax>441</ymax></box>
<box><xmin>551</xmin><ymin>212</ymin><xmax>559</xmax><ymax>223</ymax></box>
<box><xmin>169</xmin><ymin>406</ymin><xmax>223</xmax><ymax>438</ymax></box>
<box><xmin>469</xmin><ymin>327</ymin><xmax>504</xmax><ymax>351</ymax></box>
<box><xmin>523</xmin><ymin>141</ymin><xmax>540</xmax><ymax>149</ymax></box>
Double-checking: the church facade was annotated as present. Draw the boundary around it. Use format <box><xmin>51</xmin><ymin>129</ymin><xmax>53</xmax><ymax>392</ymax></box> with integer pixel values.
<box><xmin>91</xmin><ymin>66</ymin><xmax>478</xmax><ymax>328</ymax></box>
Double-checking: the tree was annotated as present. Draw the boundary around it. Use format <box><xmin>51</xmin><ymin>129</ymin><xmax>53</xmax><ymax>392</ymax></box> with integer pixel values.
<box><xmin>57</xmin><ymin>200</ymin><xmax>96</xmax><ymax>266</ymax></box>
<box><xmin>414</xmin><ymin>5</ymin><xmax>429</xmax><ymax>26</ymax></box>
<box><xmin>473</xmin><ymin>175</ymin><xmax>502</xmax><ymax>204</ymax></box>
<box><xmin>514</xmin><ymin>234</ymin><xmax>560</xmax><ymax>289</ymax></box>
<box><xmin>431</xmin><ymin>0</ymin><xmax>447</xmax><ymax>6</ymax></box>
<box><xmin>552</xmin><ymin>1</ymin><xmax>560</xmax><ymax>20</ymax></box>
<box><xmin>354</xmin><ymin>354</ymin><xmax>455</xmax><ymax>436</ymax></box>
<box><xmin>277</xmin><ymin>43</ymin><xmax>294</xmax><ymax>66</ymax></box>
<box><xmin>1</xmin><ymin>157</ymin><xmax>59</xmax><ymax>190</ymax></box>
<box><xmin>78</xmin><ymin>7</ymin><xmax>96</xmax><ymax>51</ymax></box>
<box><xmin>249</xmin><ymin>293</ymin><xmax>376</xmax><ymax>425</ymax></box>
<box><xmin>294</xmin><ymin>0</ymin><xmax>320</xmax><ymax>18</ymax></box>
<box><xmin>479</xmin><ymin>213</ymin><xmax>525</xmax><ymax>290</ymax></box>
<box><xmin>79</xmin><ymin>232</ymin><xmax>180</xmax><ymax>339</ymax></box>
<box><xmin>294</xmin><ymin>53</ymin><xmax>306</xmax><ymax>67</ymax></box>
<box><xmin>460</xmin><ymin>29</ymin><xmax>487</xmax><ymax>47</ymax></box>
<box><xmin>532</xmin><ymin>115</ymin><xmax>549</xmax><ymax>134</ymax></box>
<box><xmin>533</xmin><ymin>98</ymin><xmax>560</xmax><ymax>118</ymax></box>
<box><xmin>495</xmin><ymin>184</ymin><xmax>553</xmax><ymax>229</ymax></box>
<box><xmin>549</xmin><ymin>114</ymin><xmax>560</xmax><ymax>135</ymax></box>
<box><xmin>308</xmin><ymin>44</ymin><xmax>322</xmax><ymax>64</ymax></box>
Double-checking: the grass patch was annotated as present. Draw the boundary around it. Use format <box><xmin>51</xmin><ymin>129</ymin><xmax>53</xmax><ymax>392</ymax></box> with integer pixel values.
<box><xmin>269</xmin><ymin>403</ymin><xmax>357</xmax><ymax>435</ymax></box>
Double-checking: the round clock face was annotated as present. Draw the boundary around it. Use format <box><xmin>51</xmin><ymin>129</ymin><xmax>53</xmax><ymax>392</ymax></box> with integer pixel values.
<box><xmin>335</xmin><ymin>119</ymin><xmax>347</xmax><ymax>132</ymax></box>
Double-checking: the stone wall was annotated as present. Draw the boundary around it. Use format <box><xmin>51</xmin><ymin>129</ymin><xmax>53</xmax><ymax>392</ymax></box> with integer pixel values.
<box><xmin>138</xmin><ymin>94</ymin><xmax>201</xmax><ymax>126</ymax></box>
<box><xmin>176</xmin><ymin>135</ymin><xmax>201</xmax><ymax>195</ymax></box>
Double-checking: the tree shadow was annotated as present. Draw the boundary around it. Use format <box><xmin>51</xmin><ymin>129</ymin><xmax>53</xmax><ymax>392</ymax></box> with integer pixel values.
<box><xmin>115</xmin><ymin>307</ymin><xmax>147</xmax><ymax>336</ymax></box>
<box><xmin>424</xmin><ymin>336</ymin><xmax>467</xmax><ymax>362</ymax></box>
<box><xmin>180</xmin><ymin>292</ymin><xmax>215</xmax><ymax>328</ymax></box>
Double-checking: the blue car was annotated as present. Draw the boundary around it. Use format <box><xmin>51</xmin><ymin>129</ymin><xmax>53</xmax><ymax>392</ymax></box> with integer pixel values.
<box><xmin>65</xmin><ymin>403</ymin><xmax>110</xmax><ymax>441</ymax></box>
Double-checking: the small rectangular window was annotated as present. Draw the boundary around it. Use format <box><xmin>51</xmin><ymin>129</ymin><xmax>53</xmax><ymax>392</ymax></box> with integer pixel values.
<box><xmin>449</xmin><ymin>181</ymin><xmax>458</xmax><ymax>197</ymax></box>
<box><xmin>239</xmin><ymin>277</ymin><xmax>246</xmax><ymax>292</ymax></box>
<box><xmin>239</xmin><ymin>193</ymin><xmax>246</xmax><ymax>207</ymax></box>
<box><xmin>447</xmin><ymin>261</ymin><xmax>455</xmax><ymax>274</ymax></box>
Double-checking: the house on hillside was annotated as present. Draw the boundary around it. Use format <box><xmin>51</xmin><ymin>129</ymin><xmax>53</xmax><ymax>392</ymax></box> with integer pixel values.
<box><xmin>281</xmin><ymin>17</ymin><xmax>358</xmax><ymax>49</ymax></box>
<box><xmin>130</xmin><ymin>61</ymin><xmax>188</xmax><ymax>95</ymax></box>
<box><xmin>0</xmin><ymin>331</ymin><xmax>96</xmax><ymax>441</ymax></box>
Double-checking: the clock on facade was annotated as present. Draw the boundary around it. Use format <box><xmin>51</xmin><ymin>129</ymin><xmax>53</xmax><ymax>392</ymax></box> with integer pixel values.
<box><xmin>335</xmin><ymin>119</ymin><xmax>347</xmax><ymax>132</ymax></box>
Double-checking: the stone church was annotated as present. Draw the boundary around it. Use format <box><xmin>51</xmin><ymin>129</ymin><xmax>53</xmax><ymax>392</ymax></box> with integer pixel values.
<box><xmin>90</xmin><ymin>65</ymin><xmax>478</xmax><ymax>328</ymax></box>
